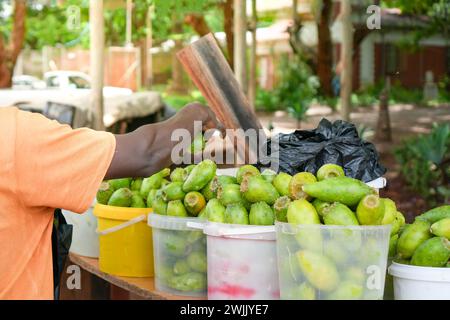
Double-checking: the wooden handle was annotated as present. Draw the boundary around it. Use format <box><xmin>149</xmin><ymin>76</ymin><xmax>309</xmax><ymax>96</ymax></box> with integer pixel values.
<box><xmin>177</xmin><ymin>33</ymin><xmax>264</xmax><ymax>163</ymax></box>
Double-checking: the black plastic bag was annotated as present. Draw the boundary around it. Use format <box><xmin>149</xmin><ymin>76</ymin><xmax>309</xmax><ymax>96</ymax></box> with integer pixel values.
<box><xmin>260</xmin><ymin>118</ymin><xmax>386</xmax><ymax>182</ymax></box>
<box><xmin>52</xmin><ymin>209</ymin><xmax>73</xmax><ymax>300</ymax></box>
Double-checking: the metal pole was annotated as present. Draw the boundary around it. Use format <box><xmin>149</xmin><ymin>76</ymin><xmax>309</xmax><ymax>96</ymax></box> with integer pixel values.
<box><xmin>90</xmin><ymin>0</ymin><xmax>105</xmax><ymax>130</ymax></box>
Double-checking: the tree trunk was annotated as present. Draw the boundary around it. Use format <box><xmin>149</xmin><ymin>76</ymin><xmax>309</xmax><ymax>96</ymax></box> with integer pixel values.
<box><xmin>0</xmin><ymin>0</ymin><xmax>26</xmax><ymax>88</ymax></box>
<box><xmin>375</xmin><ymin>79</ymin><xmax>392</xmax><ymax>142</ymax></box>
<box><xmin>317</xmin><ymin>0</ymin><xmax>333</xmax><ymax>96</ymax></box>
<box><xmin>168</xmin><ymin>18</ymin><xmax>187</xmax><ymax>94</ymax></box>
<box><xmin>233</xmin><ymin>0</ymin><xmax>247</xmax><ymax>93</ymax></box>
<box><xmin>248</xmin><ymin>0</ymin><xmax>257</xmax><ymax>110</ymax></box>
<box><xmin>340</xmin><ymin>0</ymin><xmax>353</xmax><ymax>122</ymax></box>
<box><xmin>223</xmin><ymin>0</ymin><xmax>234</xmax><ymax>69</ymax></box>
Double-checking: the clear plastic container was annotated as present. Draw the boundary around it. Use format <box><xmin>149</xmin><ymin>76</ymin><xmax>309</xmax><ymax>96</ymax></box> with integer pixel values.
<box><xmin>204</xmin><ymin>222</ymin><xmax>279</xmax><ymax>300</ymax></box>
<box><xmin>276</xmin><ymin>222</ymin><xmax>391</xmax><ymax>300</ymax></box>
<box><xmin>148</xmin><ymin>214</ymin><xmax>207</xmax><ymax>297</ymax></box>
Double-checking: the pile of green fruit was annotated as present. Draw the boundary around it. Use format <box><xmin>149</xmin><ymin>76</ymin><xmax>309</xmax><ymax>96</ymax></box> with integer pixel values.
<box><xmin>96</xmin><ymin>176</ymin><xmax>150</xmax><ymax>208</ymax></box>
<box><xmin>274</xmin><ymin>163</ymin><xmax>405</xmax><ymax>300</ymax></box>
<box><xmin>391</xmin><ymin>205</ymin><xmax>450</xmax><ymax>268</ymax></box>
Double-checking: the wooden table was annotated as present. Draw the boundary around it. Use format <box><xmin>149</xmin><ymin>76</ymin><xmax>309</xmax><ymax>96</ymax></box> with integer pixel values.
<box><xmin>65</xmin><ymin>253</ymin><xmax>206</xmax><ymax>300</ymax></box>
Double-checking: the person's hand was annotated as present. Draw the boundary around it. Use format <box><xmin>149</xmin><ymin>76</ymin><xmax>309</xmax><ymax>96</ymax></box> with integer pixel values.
<box><xmin>105</xmin><ymin>102</ymin><xmax>225</xmax><ymax>179</ymax></box>
<box><xmin>169</xmin><ymin>102</ymin><xmax>225</xmax><ymax>137</ymax></box>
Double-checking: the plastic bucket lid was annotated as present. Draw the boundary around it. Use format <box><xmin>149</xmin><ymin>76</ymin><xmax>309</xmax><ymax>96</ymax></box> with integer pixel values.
<box><xmin>276</xmin><ymin>221</ymin><xmax>392</xmax><ymax>233</ymax></box>
<box><xmin>93</xmin><ymin>203</ymin><xmax>152</xmax><ymax>221</ymax></box>
<box><xmin>148</xmin><ymin>213</ymin><xmax>205</xmax><ymax>231</ymax></box>
<box><xmin>203</xmin><ymin>221</ymin><xmax>276</xmax><ymax>240</ymax></box>
<box><xmin>388</xmin><ymin>262</ymin><xmax>450</xmax><ymax>282</ymax></box>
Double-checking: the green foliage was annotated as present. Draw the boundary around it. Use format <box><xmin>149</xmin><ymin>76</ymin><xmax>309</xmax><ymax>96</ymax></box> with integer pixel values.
<box><xmin>162</xmin><ymin>90</ymin><xmax>207</xmax><ymax>111</ymax></box>
<box><xmin>394</xmin><ymin>123</ymin><xmax>450</xmax><ymax>206</ymax></box>
<box><xmin>256</xmin><ymin>55</ymin><xmax>319</xmax><ymax>124</ymax></box>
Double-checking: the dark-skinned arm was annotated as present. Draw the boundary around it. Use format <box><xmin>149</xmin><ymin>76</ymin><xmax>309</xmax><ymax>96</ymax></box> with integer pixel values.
<box><xmin>104</xmin><ymin>103</ymin><xmax>223</xmax><ymax>179</ymax></box>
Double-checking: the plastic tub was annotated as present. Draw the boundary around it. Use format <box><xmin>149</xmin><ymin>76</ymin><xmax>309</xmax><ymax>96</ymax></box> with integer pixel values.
<box><xmin>204</xmin><ymin>222</ymin><xmax>279</xmax><ymax>300</ymax></box>
<box><xmin>93</xmin><ymin>204</ymin><xmax>153</xmax><ymax>277</ymax></box>
<box><xmin>276</xmin><ymin>222</ymin><xmax>391</xmax><ymax>300</ymax></box>
<box><xmin>388</xmin><ymin>262</ymin><xmax>450</xmax><ymax>300</ymax></box>
<box><xmin>62</xmin><ymin>201</ymin><xmax>99</xmax><ymax>258</ymax></box>
<box><xmin>148</xmin><ymin>214</ymin><xmax>207</xmax><ymax>297</ymax></box>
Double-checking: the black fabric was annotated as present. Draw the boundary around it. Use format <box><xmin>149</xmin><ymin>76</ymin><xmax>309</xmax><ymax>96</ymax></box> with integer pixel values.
<box><xmin>260</xmin><ymin>118</ymin><xmax>386</xmax><ymax>182</ymax></box>
<box><xmin>51</xmin><ymin>209</ymin><xmax>73</xmax><ymax>300</ymax></box>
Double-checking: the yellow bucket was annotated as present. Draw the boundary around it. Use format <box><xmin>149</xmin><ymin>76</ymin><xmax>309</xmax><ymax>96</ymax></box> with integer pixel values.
<box><xmin>93</xmin><ymin>204</ymin><xmax>154</xmax><ymax>277</ymax></box>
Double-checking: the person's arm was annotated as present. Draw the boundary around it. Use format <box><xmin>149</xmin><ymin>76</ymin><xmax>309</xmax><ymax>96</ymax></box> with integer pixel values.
<box><xmin>105</xmin><ymin>102</ymin><xmax>223</xmax><ymax>179</ymax></box>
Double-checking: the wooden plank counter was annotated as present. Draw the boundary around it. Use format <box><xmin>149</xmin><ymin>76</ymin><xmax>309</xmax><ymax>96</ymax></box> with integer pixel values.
<box><xmin>68</xmin><ymin>253</ymin><xmax>206</xmax><ymax>300</ymax></box>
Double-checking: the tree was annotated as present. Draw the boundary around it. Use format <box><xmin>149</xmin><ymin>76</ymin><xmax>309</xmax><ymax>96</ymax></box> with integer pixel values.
<box><xmin>316</xmin><ymin>0</ymin><xmax>333</xmax><ymax>96</ymax></box>
<box><xmin>0</xmin><ymin>0</ymin><xmax>26</xmax><ymax>88</ymax></box>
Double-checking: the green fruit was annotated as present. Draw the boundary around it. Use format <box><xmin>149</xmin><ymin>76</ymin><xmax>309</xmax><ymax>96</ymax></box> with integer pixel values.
<box><xmin>205</xmin><ymin>198</ymin><xmax>226</xmax><ymax>223</ymax></box>
<box><xmin>201</xmin><ymin>180</ymin><xmax>215</xmax><ymax>200</ymax></box>
<box><xmin>108</xmin><ymin>178</ymin><xmax>132</xmax><ymax>190</ymax></box>
<box><xmin>381</xmin><ymin>198</ymin><xmax>397</xmax><ymax>225</ymax></box>
<box><xmin>210</xmin><ymin>175</ymin><xmax>238</xmax><ymax>192</ymax></box>
<box><xmin>411</xmin><ymin>237</ymin><xmax>450</xmax><ymax>267</ymax></box>
<box><xmin>198</xmin><ymin>207</ymin><xmax>207</xmax><ymax>220</ymax></box>
<box><xmin>146</xmin><ymin>189</ymin><xmax>158</xmax><ymax>208</ymax></box>
<box><xmin>391</xmin><ymin>211</ymin><xmax>406</xmax><ymax>235</ymax></box>
<box><xmin>173</xmin><ymin>259</ymin><xmax>191</xmax><ymax>275</ymax></box>
<box><xmin>324</xmin><ymin>241</ymin><xmax>349</xmax><ymax>266</ymax></box>
<box><xmin>273</xmin><ymin>172</ymin><xmax>292</xmax><ymax>197</ymax></box>
<box><xmin>191</xmin><ymin>133</ymin><xmax>206</xmax><ymax>154</ymax></box>
<box><xmin>152</xmin><ymin>190</ymin><xmax>168</xmax><ymax>215</ymax></box>
<box><xmin>241</xmin><ymin>175</ymin><xmax>280</xmax><ymax>205</ymax></box>
<box><xmin>430</xmin><ymin>218</ymin><xmax>450</xmax><ymax>239</ymax></box>
<box><xmin>389</xmin><ymin>234</ymin><xmax>399</xmax><ymax>258</ymax></box>
<box><xmin>140</xmin><ymin>168</ymin><xmax>170</xmax><ymax>198</ymax></box>
<box><xmin>356</xmin><ymin>194</ymin><xmax>385</xmax><ymax>225</ymax></box>
<box><xmin>344</xmin><ymin>267</ymin><xmax>365</xmax><ymax>285</ymax></box>
<box><xmin>130</xmin><ymin>178</ymin><xmax>143</xmax><ymax>191</ymax></box>
<box><xmin>323</xmin><ymin>202</ymin><xmax>359</xmax><ymax>226</ymax></box>
<box><xmin>96</xmin><ymin>181</ymin><xmax>114</xmax><ymax>205</ymax></box>
<box><xmin>169</xmin><ymin>272</ymin><xmax>206</xmax><ymax>292</ymax></box>
<box><xmin>296</xmin><ymin>250</ymin><xmax>340</xmax><ymax>292</ymax></box>
<box><xmin>130</xmin><ymin>192</ymin><xmax>146</xmax><ymax>208</ymax></box>
<box><xmin>107</xmin><ymin>188</ymin><xmax>133</xmax><ymax>207</ymax></box>
<box><xmin>187</xmin><ymin>251</ymin><xmax>207</xmax><ymax>273</ymax></box>
<box><xmin>170</xmin><ymin>167</ymin><xmax>187</xmax><ymax>182</ymax></box>
<box><xmin>186</xmin><ymin>230</ymin><xmax>204</xmax><ymax>245</ymax></box>
<box><xmin>183</xmin><ymin>159</ymin><xmax>217</xmax><ymax>192</ymax></box>
<box><xmin>162</xmin><ymin>182</ymin><xmax>186</xmax><ymax>201</ymax></box>
<box><xmin>167</xmin><ymin>200</ymin><xmax>188</xmax><ymax>217</ymax></box>
<box><xmin>287</xmin><ymin>199</ymin><xmax>322</xmax><ymax>251</ymax></box>
<box><xmin>327</xmin><ymin>281</ymin><xmax>363</xmax><ymax>300</ymax></box>
<box><xmin>416</xmin><ymin>205</ymin><xmax>450</xmax><ymax>224</ymax></box>
<box><xmin>274</xmin><ymin>196</ymin><xmax>291</xmax><ymax>222</ymax></box>
<box><xmin>217</xmin><ymin>183</ymin><xmax>248</xmax><ymax>207</ymax></box>
<box><xmin>283</xmin><ymin>282</ymin><xmax>316</xmax><ymax>300</ymax></box>
<box><xmin>287</xmin><ymin>199</ymin><xmax>321</xmax><ymax>225</ymax></box>
<box><xmin>261</xmin><ymin>169</ymin><xmax>277</xmax><ymax>183</ymax></box>
<box><xmin>225</xmin><ymin>204</ymin><xmax>249</xmax><ymax>225</ymax></box>
<box><xmin>397</xmin><ymin>219</ymin><xmax>432</xmax><ymax>259</ymax></box>
<box><xmin>316</xmin><ymin>163</ymin><xmax>345</xmax><ymax>181</ymax></box>
<box><xmin>312</xmin><ymin>199</ymin><xmax>331</xmax><ymax>219</ymax></box>
<box><xmin>236</xmin><ymin>165</ymin><xmax>260</xmax><ymax>184</ymax></box>
<box><xmin>162</xmin><ymin>231</ymin><xmax>190</xmax><ymax>257</ymax></box>
<box><xmin>302</xmin><ymin>176</ymin><xmax>374</xmax><ymax>207</ymax></box>
<box><xmin>184</xmin><ymin>191</ymin><xmax>206</xmax><ymax>216</ymax></box>
<box><xmin>249</xmin><ymin>202</ymin><xmax>275</xmax><ymax>225</ymax></box>
<box><xmin>184</xmin><ymin>164</ymin><xmax>196</xmax><ymax>175</ymax></box>
<box><xmin>288</xmin><ymin>172</ymin><xmax>317</xmax><ymax>200</ymax></box>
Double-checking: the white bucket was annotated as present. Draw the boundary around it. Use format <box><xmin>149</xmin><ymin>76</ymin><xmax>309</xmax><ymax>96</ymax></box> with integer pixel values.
<box><xmin>203</xmin><ymin>222</ymin><xmax>279</xmax><ymax>300</ymax></box>
<box><xmin>62</xmin><ymin>201</ymin><xmax>99</xmax><ymax>258</ymax></box>
<box><xmin>388</xmin><ymin>262</ymin><xmax>450</xmax><ymax>300</ymax></box>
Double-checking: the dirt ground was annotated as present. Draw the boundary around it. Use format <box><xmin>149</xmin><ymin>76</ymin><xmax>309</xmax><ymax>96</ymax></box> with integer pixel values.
<box><xmin>257</xmin><ymin>103</ymin><xmax>450</xmax><ymax>222</ymax></box>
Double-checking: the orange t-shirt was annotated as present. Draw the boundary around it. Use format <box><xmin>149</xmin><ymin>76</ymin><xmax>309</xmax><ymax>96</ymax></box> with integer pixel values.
<box><xmin>0</xmin><ymin>107</ymin><xmax>116</xmax><ymax>300</ymax></box>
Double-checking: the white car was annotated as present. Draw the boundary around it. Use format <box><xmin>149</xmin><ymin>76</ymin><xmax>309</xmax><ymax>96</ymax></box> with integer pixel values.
<box><xmin>12</xmin><ymin>75</ymin><xmax>46</xmax><ymax>90</ymax></box>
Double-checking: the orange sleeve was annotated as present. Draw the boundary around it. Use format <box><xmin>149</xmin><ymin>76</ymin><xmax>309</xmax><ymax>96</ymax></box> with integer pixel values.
<box><xmin>15</xmin><ymin>110</ymin><xmax>116</xmax><ymax>213</ymax></box>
